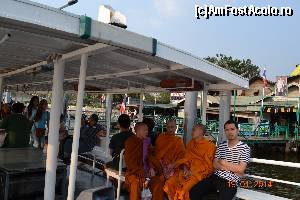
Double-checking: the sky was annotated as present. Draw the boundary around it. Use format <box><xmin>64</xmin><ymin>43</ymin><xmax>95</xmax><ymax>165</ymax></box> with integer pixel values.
<box><xmin>32</xmin><ymin>0</ymin><xmax>300</xmax><ymax>81</ymax></box>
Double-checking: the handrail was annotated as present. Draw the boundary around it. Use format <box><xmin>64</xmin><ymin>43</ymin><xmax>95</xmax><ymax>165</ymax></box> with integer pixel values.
<box><xmin>244</xmin><ymin>174</ymin><xmax>300</xmax><ymax>187</ymax></box>
<box><xmin>247</xmin><ymin>158</ymin><xmax>300</xmax><ymax>190</ymax></box>
<box><xmin>250</xmin><ymin>158</ymin><xmax>300</xmax><ymax>168</ymax></box>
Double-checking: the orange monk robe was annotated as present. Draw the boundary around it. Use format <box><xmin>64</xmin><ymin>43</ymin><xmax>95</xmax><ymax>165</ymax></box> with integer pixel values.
<box><xmin>155</xmin><ymin>133</ymin><xmax>185</xmax><ymax>182</ymax></box>
<box><xmin>155</xmin><ymin>133</ymin><xmax>185</xmax><ymax>167</ymax></box>
<box><xmin>164</xmin><ymin>138</ymin><xmax>216</xmax><ymax>200</ymax></box>
<box><xmin>124</xmin><ymin>135</ymin><xmax>164</xmax><ymax>200</ymax></box>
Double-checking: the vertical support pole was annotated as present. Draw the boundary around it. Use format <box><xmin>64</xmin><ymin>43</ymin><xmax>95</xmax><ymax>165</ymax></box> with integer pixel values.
<box><xmin>233</xmin><ymin>90</ymin><xmax>237</xmax><ymax>122</ymax></box>
<box><xmin>138</xmin><ymin>93</ymin><xmax>144</xmax><ymax>122</ymax></box>
<box><xmin>218</xmin><ymin>91</ymin><xmax>231</xmax><ymax>143</ymax></box>
<box><xmin>63</xmin><ymin>94</ymin><xmax>69</xmax><ymax>121</ymax></box>
<box><xmin>44</xmin><ymin>59</ymin><xmax>65</xmax><ymax>200</ymax></box>
<box><xmin>15</xmin><ymin>86</ymin><xmax>19</xmax><ymax>103</ymax></box>
<box><xmin>0</xmin><ymin>77</ymin><xmax>3</xmax><ymax>111</ymax></box>
<box><xmin>297</xmin><ymin>99</ymin><xmax>300</xmax><ymax>141</ymax></box>
<box><xmin>67</xmin><ymin>54</ymin><xmax>88</xmax><ymax>200</ymax></box>
<box><xmin>201</xmin><ymin>87</ymin><xmax>207</xmax><ymax>125</ymax></box>
<box><xmin>297</xmin><ymin>83</ymin><xmax>300</xmax><ymax>141</ymax></box>
<box><xmin>184</xmin><ymin>91</ymin><xmax>197</xmax><ymax>143</ymax></box>
<box><xmin>105</xmin><ymin>93</ymin><xmax>112</xmax><ymax>158</ymax></box>
<box><xmin>260</xmin><ymin>87</ymin><xmax>265</xmax><ymax>120</ymax></box>
<box><xmin>4</xmin><ymin>91</ymin><xmax>11</xmax><ymax>104</ymax></box>
<box><xmin>199</xmin><ymin>92</ymin><xmax>202</xmax><ymax>121</ymax></box>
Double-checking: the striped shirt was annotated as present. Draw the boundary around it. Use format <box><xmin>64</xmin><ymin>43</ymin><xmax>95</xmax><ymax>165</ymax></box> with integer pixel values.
<box><xmin>214</xmin><ymin>141</ymin><xmax>251</xmax><ymax>182</ymax></box>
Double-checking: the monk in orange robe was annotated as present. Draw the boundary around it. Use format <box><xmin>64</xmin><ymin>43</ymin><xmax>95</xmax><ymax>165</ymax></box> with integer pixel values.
<box><xmin>124</xmin><ymin>122</ymin><xmax>164</xmax><ymax>200</ymax></box>
<box><xmin>155</xmin><ymin>119</ymin><xmax>185</xmax><ymax>181</ymax></box>
<box><xmin>164</xmin><ymin>124</ymin><xmax>216</xmax><ymax>200</ymax></box>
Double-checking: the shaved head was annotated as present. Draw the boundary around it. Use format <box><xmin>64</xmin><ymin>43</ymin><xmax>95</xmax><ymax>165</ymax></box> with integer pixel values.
<box><xmin>192</xmin><ymin>124</ymin><xmax>206</xmax><ymax>139</ymax></box>
<box><xmin>134</xmin><ymin>122</ymin><xmax>148</xmax><ymax>139</ymax></box>
<box><xmin>166</xmin><ymin>119</ymin><xmax>177</xmax><ymax>134</ymax></box>
<box><xmin>194</xmin><ymin>124</ymin><xmax>205</xmax><ymax>134</ymax></box>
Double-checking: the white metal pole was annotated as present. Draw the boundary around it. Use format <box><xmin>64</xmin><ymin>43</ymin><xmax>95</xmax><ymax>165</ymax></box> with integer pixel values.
<box><xmin>15</xmin><ymin>89</ymin><xmax>19</xmax><ymax>103</ymax></box>
<box><xmin>183</xmin><ymin>91</ymin><xmax>197</xmax><ymax>143</ymax></box>
<box><xmin>201</xmin><ymin>87</ymin><xmax>207</xmax><ymax>125</ymax></box>
<box><xmin>105</xmin><ymin>93</ymin><xmax>112</xmax><ymax>158</ymax></box>
<box><xmin>138</xmin><ymin>93</ymin><xmax>144</xmax><ymax>122</ymax></box>
<box><xmin>4</xmin><ymin>91</ymin><xmax>11</xmax><ymax>103</ymax></box>
<box><xmin>44</xmin><ymin>59</ymin><xmax>65</xmax><ymax>200</ymax></box>
<box><xmin>261</xmin><ymin>87</ymin><xmax>265</xmax><ymax>120</ymax></box>
<box><xmin>218</xmin><ymin>91</ymin><xmax>231</xmax><ymax>143</ymax></box>
<box><xmin>67</xmin><ymin>54</ymin><xmax>88</xmax><ymax>200</ymax></box>
<box><xmin>0</xmin><ymin>77</ymin><xmax>3</xmax><ymax>111</ymax></box>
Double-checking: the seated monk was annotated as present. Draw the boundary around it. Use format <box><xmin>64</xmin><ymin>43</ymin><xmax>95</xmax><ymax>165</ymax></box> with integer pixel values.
<box><xmin>164</xmin><ymin>124</ymin><xmax>216</xmax><ymax>200</ymax></box>
<box><xmin>155</xmin><ymin>119</ymin><xmax>185</xmax><ymax>181</ymax></box>
<box><xmin>124</xmin><ymin>122</ymin><xmax>164</xmax><ymax>200</ymax></box>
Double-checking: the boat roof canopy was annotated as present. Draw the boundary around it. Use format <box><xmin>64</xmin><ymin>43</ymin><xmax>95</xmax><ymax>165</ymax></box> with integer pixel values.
<box><xmin>0</xmin><ymin>0</ymin><xmax>249</xmax><ymax>93</ymax></box>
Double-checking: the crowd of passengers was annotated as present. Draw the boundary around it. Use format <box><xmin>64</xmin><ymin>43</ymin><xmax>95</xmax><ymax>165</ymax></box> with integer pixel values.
<box><xmin>0</xmin><ymin>96</ymin><xmax>106</xmax><ymax>158</ymax></box>
<box><xmin>0</xmin><ymin>95</ymin><xmax>251</xmax><ymax>200</ymax></box>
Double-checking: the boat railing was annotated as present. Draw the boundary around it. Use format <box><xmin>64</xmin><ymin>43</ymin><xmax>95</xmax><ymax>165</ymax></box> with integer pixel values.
<box><xmin>235</xmin><ymin>158</ymin><xmax>300</xmax><ymax>200</ymax></box>
<box><xmin>246</xmin><ymin>158</ymin><xmax>300</xmax><ymax>187</ymax></box>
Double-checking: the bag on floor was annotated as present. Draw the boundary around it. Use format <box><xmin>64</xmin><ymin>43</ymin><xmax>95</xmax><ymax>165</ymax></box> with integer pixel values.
<box><xmin>141</xmin><ymin>187</ymin><xmax>152</xmax><ymax>200</ymax></box>
<box><xmin>141</xmin><ymin>178</ymin><xmax>152</xmax><ymax>200</ymax></box>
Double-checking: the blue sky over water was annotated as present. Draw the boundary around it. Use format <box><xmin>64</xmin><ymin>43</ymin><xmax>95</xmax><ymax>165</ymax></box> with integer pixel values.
<box><xmin>33</xmin><ymin>0</ymin><xmax>300</xmax><ymax>80</ymax></box>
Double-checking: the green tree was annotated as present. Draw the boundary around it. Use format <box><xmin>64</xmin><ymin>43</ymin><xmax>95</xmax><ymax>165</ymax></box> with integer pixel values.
<box><xmin>156</xmin><ymin>93</ymin><xmax>170</xmax><ymax>104</ymax></box>
<box><xmin>205</xmin><ymin>54</ymin><xmax>261</xmax><ymax>79</ymax></box>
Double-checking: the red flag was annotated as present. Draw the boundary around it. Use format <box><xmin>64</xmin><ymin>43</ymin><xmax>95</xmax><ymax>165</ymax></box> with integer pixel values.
<box><xmin>120</xmin><ymin>102</ymin><xmax>125</xmax><ymax>113</ymax></box>
<box><xmin>119</xmin><ymin>95</ymin><xmax>127</xmax><ymax>113</ymax></box>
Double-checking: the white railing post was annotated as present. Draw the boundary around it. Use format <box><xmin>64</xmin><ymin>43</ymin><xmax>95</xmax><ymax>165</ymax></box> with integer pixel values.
<box><xmin>105</xmin><ymin>93</ymin><xmax>112</xmax><ymax>158</ymax></box>
<box><xmin>201</xmin><ymin>85</ymin><xmax>207</xmax><ymax>125</ymax></box>
<box><xmin>138</xmin><ymin>93</ymin><xmax>144</xmax><ymax>122</ymax></box>
<box><xmin>184</xmin><ymin>91</ymin><xmax>197</xmax><ymax>143</ymax></box>
<box><xmin>67</xmin><ymin>53</ymin><xmax>88</xmax><ymax>200</ymax></box>
<box><xmin>44</xmin><ymin>59</ymin><xmax>65</xmax><ymax>200</ymax></box>
<box><xmin>218</xmin><ymin>90</ymin><xmax>231</xmax><ymax>143</ymax></box>
<box><xmin>0</xmin><ymin>77</ymin><xmax>3</xmax><ymax>110</ymax></box>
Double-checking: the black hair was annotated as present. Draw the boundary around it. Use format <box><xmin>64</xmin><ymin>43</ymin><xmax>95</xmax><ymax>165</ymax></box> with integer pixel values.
<box><xmin>12</xmin><ymin>102</ymin><xmax>24</xmax><ymax>114</ymax></box>
<box><xmin>142</xmin><ymin>117</ymin><xmax>155</xmax><ymax>131</ymax></box>
<box><xmin>27</xmin><ymin>96</ymin><xmax>39</xmax><ymax>118</ymax></box>
<box><xmin>90</xmin><ymin>113</ymin><xmax>99</xmax><ymax>123</ymax></box>
<box><xmin>82</xmin><ymin>114</ymin><xmax>87</xmax><ymax>120</ymax></box>
<box><xmin>118</xmin><ymin>114</ymin><xmax>131</xmax><ymax>129</ymax></box>
<box><xmin>34</xmin><ymin>99</ymin><xmax>48</xmax><ymax>121</ymax></box>
<box><xmin>224</xmin><ymin>120</ymin><xmax>239</xmax><ymax>129</ymax></box>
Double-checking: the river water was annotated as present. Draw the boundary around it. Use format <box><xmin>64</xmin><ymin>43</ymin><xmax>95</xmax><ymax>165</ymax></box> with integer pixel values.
<box><xmin>246</xmin><ymin>146</ymin><xmax>300</xmax><ymax>199</ymax></box>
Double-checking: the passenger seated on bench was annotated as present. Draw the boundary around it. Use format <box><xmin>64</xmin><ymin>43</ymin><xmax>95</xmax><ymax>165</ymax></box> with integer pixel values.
<box><xmin>63</xmin><ymin>114</ymin><xmax>106</xmax><ymax>163</ymax></box>
<box><xmin>155</xmin><ymin>119</ymin><xmax>185</xmax><ymax>183</ymax></box>
<box><xmin>124</xmin><ymin>122</ymin><xmax>164</xmax><ymax>200</ymax></box>
<box><xmin>189</xmin><ymin>120</ymin><xmax>251</xmax><ymax>200</ymax></box>
<box><xmin>0</xmin><ymin>102</ymin><xmax>31</xmax><ymax>148</ymax></box>
<box><xmin>106</xmin><ymin>114</ymin><xmax>133</xmax><ymax>170</ymax></box>
<box><xmin>164</xmin><ymin>124</ymin><xmax>216</xmax><ymax>200</ymax></box>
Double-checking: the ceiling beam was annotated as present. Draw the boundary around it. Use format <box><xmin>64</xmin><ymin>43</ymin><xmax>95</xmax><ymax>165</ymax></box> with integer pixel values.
<box><xmin>6</xmin><ymin>64</ymin><xmax>186</xmax><ymax>88</ymax></box>
<box><xmin>0</xmin><ymin>44</ymin><xmax>116</xmax><ymax>78</ymax></box>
